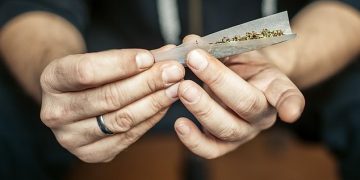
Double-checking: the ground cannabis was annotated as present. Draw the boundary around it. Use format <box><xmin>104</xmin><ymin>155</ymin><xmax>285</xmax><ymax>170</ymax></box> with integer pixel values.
<box><xmin>211</xmin><ymin>29</ymin><xmax>284</xmax><ymax>44</ymax></box>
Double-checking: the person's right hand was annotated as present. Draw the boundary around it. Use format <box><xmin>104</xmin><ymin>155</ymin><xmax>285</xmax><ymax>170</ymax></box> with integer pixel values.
<box><xmin>40</xmin><ymin>47</ymin><xmax>185</xmax><ymax>163</ymax></box>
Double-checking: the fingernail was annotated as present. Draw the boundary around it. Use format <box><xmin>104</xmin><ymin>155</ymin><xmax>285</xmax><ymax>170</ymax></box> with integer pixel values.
<box><xmin>162</xmin><ymin>65</ymin><xmax>183</xmax><ymax>84</ymax></box>
<box><xmin>176</xmin><ymin>123</ymin><xmax>190</xmax><ymax>136</ymax></box>
<box><xmin>136</xmin><ymin>51</ymin><xmax>154</xmax><ymax>69</ymax></box>
<box><xmin>182</xmin><ymin>85</ymin><xmax>200</xmax><ymax>103</ymax></box>
<box><xmin>187</xmin><ymin>50</ymin><xmax>208</xmax><ymax>70</ymax></box>
<box><xmin>165</xmin><ymin>83</ymin><xmax>180</xmax><ymax>99</ymax></box>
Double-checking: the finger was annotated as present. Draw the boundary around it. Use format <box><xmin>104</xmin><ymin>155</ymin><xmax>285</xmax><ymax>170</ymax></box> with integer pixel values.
<box><xmin>203</xmin><ymin>84</ymin><xmax>230</xmax><ymax>110</ymax></box>
<box><xmin>151</xmin><ymin>44</ymin><xmax>176</xmax><ymax>54</ymax></box>
<box><xmin>103</xmin><ymin>83</ymin><xmax>179</xmax><ymax>133</ymax></box>
<box><xmin>204</xmin><ymin>83</ymin><xmax>276</xmax><ymax>130</ymax></box>
<box><xmin>178</xmin><ymin>80</ymin><xmax>257</xmax><ymax>141</ymax></box>
<box><xmin>71</xmin><ymin>111</ymin><xmax>164</xmax><ymax>163</ymax></box>
<box><xmin>182</xmin><ymin>34</ymin><xmax>201</xmax><ymax>44</ymax></box>
<box><xmin>41</xmin><ymin>61</ymin><xmax>184</xmax><ymax>125</ymax></box>
<box><xmin>186</xmin><ymin>49</ymin><xmax>275</xmax><ymax>125</ymax></box>
<box><xmin>174</xmin><ymin>118</ymin><xmax>256</xmax><ymax>159</ymax></box>
<box><xmin>42</xmin><ymin>49</ymin><xmax>156</xmax><ymax>92</ymax></box>
<box><xmin>55</xmin><ymin>83</ymin><xmax>179</xmax><ymax>147</ymax></box>
<box><xmin>247</xmin><ymin>68</ymin><xmax>305</xmax><ymax>123</ymax></box>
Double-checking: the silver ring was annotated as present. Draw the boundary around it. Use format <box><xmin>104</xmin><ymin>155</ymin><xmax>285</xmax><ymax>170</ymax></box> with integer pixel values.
<box><xmin>96</xmin><ymin>115</ymin><xmax>114</xmax><ymax>135</ymax></box>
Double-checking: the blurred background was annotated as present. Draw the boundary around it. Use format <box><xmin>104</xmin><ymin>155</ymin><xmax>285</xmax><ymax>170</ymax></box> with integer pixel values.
<box><xmin>67</xmin><ymin>127</ymin><xmax>338</xmax><ymax>180</ymax></box>
<box><xmin>1</xmin><ymin>1</ymin><xmax>359</xmax><ymax>180</ymax></box>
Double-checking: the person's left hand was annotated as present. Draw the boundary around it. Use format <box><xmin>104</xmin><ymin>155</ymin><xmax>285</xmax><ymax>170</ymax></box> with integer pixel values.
<box><xmin>174</xmin><ymin>35</ymin><xmax>305</xmax><ymax>159</ymax></box>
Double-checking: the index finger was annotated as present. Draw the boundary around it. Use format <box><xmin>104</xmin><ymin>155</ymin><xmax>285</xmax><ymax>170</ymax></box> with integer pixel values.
<box><xmin>186</xmin><ymin>49</ymin><xmax>271</xmax><ymax>124</ymax></box>
<box><xmin>41</xmin><ymin>49</ymin><xmax>155</xmax><ymax>92</ymax></box>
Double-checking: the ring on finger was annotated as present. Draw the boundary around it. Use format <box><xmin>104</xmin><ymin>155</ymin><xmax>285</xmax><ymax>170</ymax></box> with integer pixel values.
<box><xmin>96</xmin><ymin>115</ymin><xmax>114</xmax><ymax>135</ymax></box>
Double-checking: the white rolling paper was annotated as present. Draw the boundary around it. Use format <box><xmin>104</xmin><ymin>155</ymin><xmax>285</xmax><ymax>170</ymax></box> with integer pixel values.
<box><xmin>153</xmin><ymin>11</ymin><xmax>296</xmax><ymax>64</ymax></box>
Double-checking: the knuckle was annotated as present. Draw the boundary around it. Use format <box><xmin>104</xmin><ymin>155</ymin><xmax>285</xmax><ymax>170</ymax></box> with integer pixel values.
<box><xmin>103</xmin><ymin>83</ymin><xmax>124</xmax><ymax>109</ymax></box>
<box><xmin>56</xmin><ymin>133</ymin><xmax>75</xmax><ymax>150</ymax></box>
<box><xmin>139</xmin><ymin>112</ymin><xmax>164</xmax><ymax>130</ymax></box>
<box><xmin>76</xmin><ymin>153</ymin><xmax>98</xmax><ymax>163</ymax></box>
<box><xmin>144</xmin><ymin>116</ymin><xmax>160</xmax><ymax>128</ymax></box>
<box><xmin>184</xmin><ymin>134</ymin><xmax>221</xmax><ymax>159</ymax></box>
<box><xmin>235</xmin><ymin>96</ymin><xmax>263</xmax><ymax>119</ymax></box>
<box><xmin>123</xmin><ymin>130</ymin><xmax>142</xmax><ymax>144</ymax></box>
<box><xmin>40</xmin><ymin>59</ymin><xmax>64</xmax><ymax>91</ymax></box>
<box><xmin>150</xmin><ymin>94</ymin><xmax>167</xmax><ymax>111</ymax></box>
<box><xmin>217</xmin><ymin>125</ymin><xmax>245</xmax><ymax>141</ymax></box>
<box><xmin>193</xmin><ymin>101</ymin><xmax>213</xmax><ymax>119</ymax></box>
<box><xmin>112</xmin><ymin>110</ymin><xmax>135</xmax><ymax>132</ymax></box>
<box><xmin>77</xmin><ymin>156</ymin><xmax>94</xmax><ymax>163</ymax></box>
<box><xmin>253</xmin><ymin>110</ymin><xmax>277</xmax><ymax>130</ymax></box>
<box><xmin>84</xmin><ymin>125</ymin><xmax>102</xmax><ymax>142</ymax></box>
<box><xmin>75</xmin><ymin>57</ymin><xmax>95</xmax><ymax>86</ymax></box>
<box><xmin>187</xmin><ymin>140</ymin><xmax>201</xmax><ymax>152</ymax></box>
<box><xmin>256</xmin><ymin>119</ymin><xmax>275</xmax><ymax>130</ymax></box>
<box><xmin>40</xmin><ymin>66</ymin><xmax>54</xmax><ymax>91</ymax></box>
<box><xmin>206</xmin><ymin>69</ymin><xmax>226</xmax><ymax>87</ymax></box>
<box><xmin>74</xmin><ymin>149</ymin><xmax>110</xmax><ymax>163</ymax></box>
<box><xmin>40</xmin><ymin>106</ymin><xmax>64</xmax><ymax>128</ymax></box>
<box><xmin>145</xmin><ymin>76</ymin><xmax>159</xmax><ymax>92</ymax></box>
<box><xmin>151</xmin><ymin>109</ymin><xmax>168</xmax><ymax>123</ymax></box>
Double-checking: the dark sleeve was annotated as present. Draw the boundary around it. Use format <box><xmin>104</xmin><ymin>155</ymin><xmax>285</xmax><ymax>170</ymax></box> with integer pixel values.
<box><xmin>0</xmin><ymin>0</ymin><xmax>88</xmax><ymax>32</ymax></box>
<box><xmin>342</xmin><ymin>0</ymin><xmax>360</xmax><ymax>10</ymax></box>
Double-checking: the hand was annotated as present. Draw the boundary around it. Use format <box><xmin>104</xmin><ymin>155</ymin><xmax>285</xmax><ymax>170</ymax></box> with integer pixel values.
<box><xmin>40</xmin><ymin>46</ymin><xmax>185</xmax><ymax>162</ymax></box>
<box><xmin>174</xmin><ymin>36</ymin><xmax>305</xmax><ymax>159</ymax></box>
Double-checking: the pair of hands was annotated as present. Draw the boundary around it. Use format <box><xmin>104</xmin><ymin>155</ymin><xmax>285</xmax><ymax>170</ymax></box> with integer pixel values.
<box><xmin>40</xmin><ymin>36</ymin><xmax>304</xmax><ymax>163</ymax></box>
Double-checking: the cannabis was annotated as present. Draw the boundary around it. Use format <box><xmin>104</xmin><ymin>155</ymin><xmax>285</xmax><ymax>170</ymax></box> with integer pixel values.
<box><xmin>212</xmin><ymin>29</ymin><xmax>284</xmax><ymax>44</ymax></box>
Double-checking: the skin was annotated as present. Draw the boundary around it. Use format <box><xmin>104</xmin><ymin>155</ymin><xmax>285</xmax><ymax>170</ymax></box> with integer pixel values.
<box><xmin>0</xmin><ymin>12</ymin><xmax>186</xmax><ymax>162</ymax></box>
<box><xmin>173</xmin><ymin>1</ymin><xmax>360</xmax><ymax>159</ymax></box>
<box><xmin>263</xmin><ymin>1</ymin><xmax>360</xmax><ymax>89</ymax></box>
<box><xmin>0</xmin><ymin>1</ymin><xmax>359</xmax><ymax>161</ymax></box>
<box><xmin>40</xmin><ymin>47</ymin><xmax>186</xmax><ymax>162</ymax></box>
<box><xmin>174</xmin><ymin>43</ymin><xmax>303</xmax><ymax>159</ymax></box>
